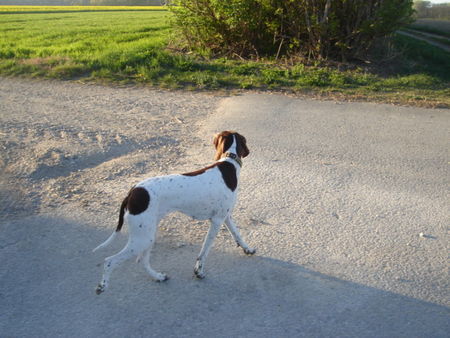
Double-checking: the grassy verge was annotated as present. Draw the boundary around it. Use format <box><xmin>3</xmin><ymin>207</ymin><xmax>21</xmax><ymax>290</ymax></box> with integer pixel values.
<box><xmin>0</xmin><ymin>7</ymin><xmax>449</xmax><ymax>108</ymax></box>
<box><xmin>0</xmin><ymin>5</ymin><xmax>166</xmax><ymax>13</ymax></box>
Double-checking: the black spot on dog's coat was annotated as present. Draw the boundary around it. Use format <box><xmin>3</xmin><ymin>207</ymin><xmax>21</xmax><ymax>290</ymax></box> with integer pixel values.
<box><xmin>127</xmin><ymin>187</ymin><xmax>150</xmax><ymax>215</ymax></box>
<box><xmin>217</xmin><ymin>162</ymin><xmax>237</xmax><ymax>191</ymax></box>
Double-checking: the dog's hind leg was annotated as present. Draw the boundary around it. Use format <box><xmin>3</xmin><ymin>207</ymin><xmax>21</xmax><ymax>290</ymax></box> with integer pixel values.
<box><xmin>224</xmin><ymin>216</ymin><xmax>256</xmax><ymax>255</ymax></box>
<box><xmin>96</xmin><ymin>233</ymin><xmax>149</xmax><ymax>294</ymax></box>
<box><xmin>142</xmin><ymin>247</ymin><xmax>168</xmax><ymax>282</ymax></box>
<box><xmin>141</xmin><ymin>222</ymin><xmax>168</xmax><ymax>282</ymax></box>
<box><xmin>96</xmin><ymin>245</ymin><xmax>138</xmax><ymax>294</ymax></box>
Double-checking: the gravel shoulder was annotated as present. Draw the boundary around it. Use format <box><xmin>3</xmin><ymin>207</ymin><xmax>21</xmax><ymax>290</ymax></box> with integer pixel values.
<box><xmin>0</xmin><ymin>77</ymin><xmax>219</xmax><ymax>220</ymax></box>
<box><xmin>1</xmin><ymin>78</ymin><xmax>449</xmax><ymax>337</ymax></box>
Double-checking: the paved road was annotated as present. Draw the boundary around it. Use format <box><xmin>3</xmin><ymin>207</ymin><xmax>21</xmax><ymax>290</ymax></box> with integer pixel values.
<box><xmin>1</xmin><ymin>85</ymin><xmax>449</xmax><ymax>337</ymax></box>
<box><xmin>201</xmin><ymin>93</ymin><xmax>450</xmax><ymax>336</ymax></box>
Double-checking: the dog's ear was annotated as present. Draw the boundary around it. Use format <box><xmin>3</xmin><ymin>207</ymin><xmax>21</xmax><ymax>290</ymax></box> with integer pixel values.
<box><xmin>213</xmin><ymin>133</ymin><xmax>225</xmax><ymax>160</ymax></box>
<box><xmin>213</xmin><ymin>133</ymin><xmax>220</xmax><ymax>149</ymax></box>
<box><xmin>214</xmin><ymin>131</ymin><xmax>236</xmax><ymax>160</ymax></box>
<box><xmin>235</xmin><ymin>133</ymin><xmax>250</xmax><ymax>158</ymax></box>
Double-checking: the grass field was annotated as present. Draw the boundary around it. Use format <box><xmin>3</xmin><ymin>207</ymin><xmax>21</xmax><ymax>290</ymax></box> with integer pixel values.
<box><xmin>0</xmin><ymin>5</ymin><xmax>166</xmax><ymax>12</ymax></box>
<box><xmin>0</xmin><ymin>6</ymin><xmax>449</xmax><ymax>107</ymax></box>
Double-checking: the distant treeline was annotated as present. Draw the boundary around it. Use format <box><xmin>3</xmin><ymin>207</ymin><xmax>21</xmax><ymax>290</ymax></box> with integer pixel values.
<box><xmin>0</xmin><ymin>0</ymin><xmax>163</xmax><ymax>5</ymax></box>
<box><xmin>414</xmin><ymin>1</ymin><xmax>450</xmax><ymax>19</ymax></box>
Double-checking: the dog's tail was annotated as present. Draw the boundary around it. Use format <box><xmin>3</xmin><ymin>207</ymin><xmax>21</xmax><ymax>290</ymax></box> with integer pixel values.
<box><xmin>92</xmin><ymin>195</ymin><xmax>129</xmax><ymax>252</ymax></box>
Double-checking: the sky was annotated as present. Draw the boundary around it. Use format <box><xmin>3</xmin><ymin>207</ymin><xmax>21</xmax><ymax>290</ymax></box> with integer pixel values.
<box><xmin>429</xmin><ymin>0</ymin><xmax>449</xmax><ymax>3</ymax></box>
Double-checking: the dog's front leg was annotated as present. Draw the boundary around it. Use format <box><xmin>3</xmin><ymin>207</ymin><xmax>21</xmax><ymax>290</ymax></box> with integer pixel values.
<box><xmin>194</xmin><ymin>217</ymin><xmax>222</xmax><ymax>279</ymax></box>
<box><xmin>225</xmin><ymin>216</ymin><xmax>256</xmax><ymax>255</ymax></box>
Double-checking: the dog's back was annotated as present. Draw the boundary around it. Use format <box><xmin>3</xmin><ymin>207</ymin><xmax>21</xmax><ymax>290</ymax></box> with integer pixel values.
<box><xmin>136</xmin><ymin>163</ymin><xmax>237</xmax><ymax>221</ymax></box>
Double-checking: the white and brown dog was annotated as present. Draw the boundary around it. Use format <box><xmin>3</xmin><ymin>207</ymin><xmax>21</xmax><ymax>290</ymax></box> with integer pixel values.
<box><xmin>94</xmin><ymin>131</ymin><xmax>255</xmax><ymax>294</ymax></box>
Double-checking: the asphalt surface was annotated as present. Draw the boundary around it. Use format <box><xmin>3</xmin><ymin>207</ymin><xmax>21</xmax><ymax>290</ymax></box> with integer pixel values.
<box><xmin>1</xmin><ymin>84</ymin><xmax>449</xmax><ymax>337</ymax></box>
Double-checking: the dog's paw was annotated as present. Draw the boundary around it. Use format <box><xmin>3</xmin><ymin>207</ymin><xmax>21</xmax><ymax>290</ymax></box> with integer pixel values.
<box><xmin>194</xmin><ymin>269</ymin><xmax>206</xmax><ymax>279</ymax></box>
<box><xmin>155</xmin><ymin>273</ymin><xmax>169</xmax><ymax>282</ymax></box>
<box><xmin>194</xmin><ymin>260</ymin><xmax>205</xmax><ymax>279</ymax></box>
<box><xmin>95</xmin><ymin>284</ymin><xmax>106</xmax><ymax>295</ymax></box>
<box><xmin>243</xmin><ymin>247</ymin><xmax>256</xmax><ymax>255</ymax></box>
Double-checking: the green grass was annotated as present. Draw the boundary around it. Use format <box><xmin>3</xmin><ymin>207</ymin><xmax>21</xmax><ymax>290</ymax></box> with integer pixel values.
<box><xmin>0</xmin><ymin>5</ymin><xmax>166</xmax><ymax>13</ymax></box>
<box><xmin>0</xmin><ymin>7</ymin><xmax>171</xmax><ymax>80</ymax></box>
<box><xmin>0</xmin><ymin>6</ymin><xmax>449</xmax><ymax>107</ymax></box>
<box><xmin>393</xmin><ymin>34</ymin><xmax>450</xmax><ymax>78</ymax></box>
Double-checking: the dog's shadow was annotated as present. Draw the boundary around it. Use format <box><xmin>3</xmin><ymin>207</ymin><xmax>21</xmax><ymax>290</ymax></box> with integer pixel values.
<box><xmin>1</xmin><ymin>212</ymin><xmax>449</xmax><ymax>337</ymax></box>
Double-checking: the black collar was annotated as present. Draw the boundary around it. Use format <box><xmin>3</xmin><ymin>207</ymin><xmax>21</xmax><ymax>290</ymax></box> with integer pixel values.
<box><xmin>222</xmin><ymin>152</ymin><xmax>242</xmax><ymax>167</ymax></box>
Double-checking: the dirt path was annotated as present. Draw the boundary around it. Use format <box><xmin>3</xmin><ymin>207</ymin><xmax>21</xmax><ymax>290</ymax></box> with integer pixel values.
<box><xmin>0</xmin><ymin>78</ymin><xmax>220</xmax><ymax>221</ymax></box>
<box><xmin>398</xmin><ymin>29</ymin><xmax>450</xmax><ymax>52</ymax></box>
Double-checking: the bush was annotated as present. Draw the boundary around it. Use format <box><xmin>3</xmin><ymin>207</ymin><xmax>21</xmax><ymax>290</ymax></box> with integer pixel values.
<box><xmin>169</xmin><ymin>0</ymin><xmax>414</xmax><ymax>61</ymax></box>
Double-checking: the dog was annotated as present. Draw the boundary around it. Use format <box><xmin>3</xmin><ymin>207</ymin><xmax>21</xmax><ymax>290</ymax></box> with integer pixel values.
<box><xmin>94</xmin><ymin>131</ymin><xmax>255</xmax><ymax>294</ymax></box>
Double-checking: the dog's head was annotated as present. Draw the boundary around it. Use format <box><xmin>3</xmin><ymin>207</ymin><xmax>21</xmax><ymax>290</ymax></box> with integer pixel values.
<box><xmin>213</xmin><ymin>131</ymin><xmax>249</xmax><ymax>161</ymax></box>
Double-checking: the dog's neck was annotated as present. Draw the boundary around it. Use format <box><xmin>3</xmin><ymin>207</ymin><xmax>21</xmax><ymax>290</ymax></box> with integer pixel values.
<box><xmin>221</xmin><ymin>152</ymin><xmax>242</xmax><ymax>167</ymax></box>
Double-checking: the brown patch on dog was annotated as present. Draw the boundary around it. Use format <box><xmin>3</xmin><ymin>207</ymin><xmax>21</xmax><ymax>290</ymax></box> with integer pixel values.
<box><xmin>127</xmin><ymin>187</ymin><xmax>150</xmax><ymax>215</ymax></box>
<box><xmin>181</xmin><ymin>162</ymin><xmax>237</xmax><ymax>191</ymax></box>
<box><xmin>182</xmin><ymin>163</ymin><xmax>219</xmax><ymax>177</ymax></box>
<box><xmin>213</xmin><ymin>131</ymin><xmax>234</xmax><ymax>160</ymax></box>
<box><xmin>235</xmin><ymin>133</ymin><xmax>250</xmax><ymax>158</ymax></box>
<box><xmin>214</xmin><ymin>131</ymin><xmax>249</xmax><ymax>160</ymax></box>
<box><xmin>217</xmin><ymin>161</ymin><xmax>237</xmax><ymax>191</ymax></box>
